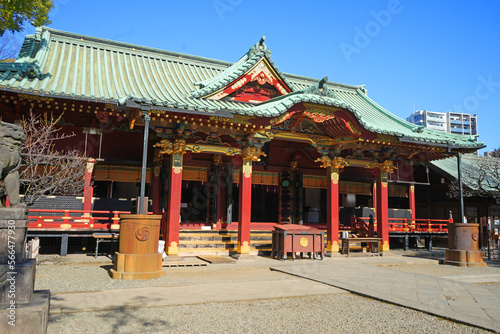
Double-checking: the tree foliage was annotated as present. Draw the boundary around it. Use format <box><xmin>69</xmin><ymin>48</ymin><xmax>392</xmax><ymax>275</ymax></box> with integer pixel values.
<box><xmin>0</xmin><ymin>0</ymin><xmax>54</xmax><ymax>36</ymax></box>
<box><xmin>0</xmin><ymin>112</ymin><xmax>89</xmax><ymax>205</ymax></box>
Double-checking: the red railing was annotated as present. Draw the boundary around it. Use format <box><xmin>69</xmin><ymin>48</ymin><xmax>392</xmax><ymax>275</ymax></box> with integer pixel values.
<box><xmin>28</xmin><ymin>209</ymin><xmax>131</xmax><ymax>230</ymax></box>
<box><xmin>351</xmin><ymin>216</ymin><xmax>452</xmax><ymax>234</ymax></box>
<box><xmin>388</xmin><ymin>218</ymin><xmax>451</xmax><ymax>233</ymax></box>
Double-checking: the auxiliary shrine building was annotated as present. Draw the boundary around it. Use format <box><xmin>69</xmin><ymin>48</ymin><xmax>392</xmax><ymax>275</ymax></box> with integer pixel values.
<box><xmin>0</xmin><ymin>27</ymin><xmax>482</xmax><ymax>256</ymax></box>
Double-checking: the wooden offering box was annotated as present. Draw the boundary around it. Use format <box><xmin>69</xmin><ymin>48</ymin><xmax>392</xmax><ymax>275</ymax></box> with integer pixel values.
<box><xmin>272</xmin><ymin>224</ymin><xmax>324</xmax><ymax>260</ymax></box>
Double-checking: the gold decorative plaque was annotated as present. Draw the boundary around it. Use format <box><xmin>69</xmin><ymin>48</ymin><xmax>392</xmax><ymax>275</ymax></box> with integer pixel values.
<box><xmin>299</xmin><ymin>237</ymin><xmax>309</xmax><ymax>248</ymax></box>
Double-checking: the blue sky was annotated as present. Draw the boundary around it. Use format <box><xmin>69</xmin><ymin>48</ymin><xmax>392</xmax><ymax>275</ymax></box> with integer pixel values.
<box><xmin>14</xmin><ymin>0</ymin><xmax>500</xmax><ymax>153</ymax></box>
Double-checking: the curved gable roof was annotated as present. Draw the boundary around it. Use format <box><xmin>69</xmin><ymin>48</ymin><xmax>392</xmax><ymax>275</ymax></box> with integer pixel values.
<box><xmin>0</xmin><ymin>27</ymin><xmax>483</xmax><ymax>151</ymax></box>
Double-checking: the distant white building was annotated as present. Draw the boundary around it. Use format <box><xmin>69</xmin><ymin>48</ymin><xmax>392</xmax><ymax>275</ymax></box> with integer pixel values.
<box><xmin>406</xmin><ymin>110</ymin><xmax>478</xmax><ymax>136</ymax></box>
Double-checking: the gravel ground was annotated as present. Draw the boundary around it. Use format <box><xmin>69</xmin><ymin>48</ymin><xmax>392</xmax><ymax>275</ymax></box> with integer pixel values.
<box><xmin>47</xmin><ymin>294</ymin><xmax>491</xmax><ymax>334</ymax></box>
<box><xmin>35</xmin><ymin>264</ymin><xmax>295</xmax><ymax>293</ymax></box>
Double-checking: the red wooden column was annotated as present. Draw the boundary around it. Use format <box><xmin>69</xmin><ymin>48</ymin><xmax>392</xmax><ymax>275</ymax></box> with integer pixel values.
<box><xmin>165</xmin><ymin>140</ymin><xmax>185</xmax><ymax>256</ymax></box>
<box><xmin>83</xmin><ymin>159</ymin><xmax>96</xmax><ymax>213</ymax></box>
<box><xmin>409</xmin><ymin>184</ymin><xmax>416</xmax><ymax>221</ymax></box>
<box><xmin>237</xmin><ymin>147</ymin><xmax>261</xmax><ymax>254</ymax></box>
<box><xmin>409</xmin><ymin>162</ymin><xmax>416</xmax><ymax>222</ymax></box>
<box><xmin>326</xmin><ymin>166</ymin><xmax>340</xmax><ymax>253</ymax></box>
<box><xmin>317</xmin><ymin>156</ymin><xmax>346</xmax><ymax>254</ymax></box>
<box><xmin>376</xmin><ymin>161</ymin><xmax>395</xmax><ymax>252</ymax></box>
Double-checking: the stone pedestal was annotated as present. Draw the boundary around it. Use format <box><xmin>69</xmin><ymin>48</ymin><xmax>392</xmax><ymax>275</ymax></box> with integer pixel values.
<box><xmin>110</xmin><ymin>214</ymin><xmax>166</xmax><ymax>280</ymax></box>
<box><xmin>0</xmin><ymin>207</ymin><xmax>50</xmax><ymax>333</ymax></box>
<box><xmin>444</xmin><ymin>223</ymin><xmax>486</xmax><ymax>267</ymax></box>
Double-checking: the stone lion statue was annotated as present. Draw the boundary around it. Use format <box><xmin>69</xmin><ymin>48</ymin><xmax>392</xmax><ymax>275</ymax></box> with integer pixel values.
<box><xmin>0</xmin><ymin>121</ymin><xmax>25</xmax><ymax>207</ymax></box>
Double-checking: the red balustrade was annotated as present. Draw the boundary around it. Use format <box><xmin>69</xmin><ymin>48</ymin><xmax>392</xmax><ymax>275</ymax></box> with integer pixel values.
<box><xmin>351</xmin><ymin>216</ymin><xmax>451</xmax><ymax>234</ymax></box>
<box><xmin>27</xmin><ymin>209</ymin><xmax>151</xmax><ymax>230</ymax></box>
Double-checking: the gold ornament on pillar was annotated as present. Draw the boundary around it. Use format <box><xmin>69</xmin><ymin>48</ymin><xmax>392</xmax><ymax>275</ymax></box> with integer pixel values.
<box><xmin>331</xmin><ymin>157</ymin><xmax>348</xmax><ymax>169</ymax></box>
<box><xmin>213</xmin><ymin>154</ymin><xmax>223</xmax><ymax>165</ymax></box>
<box><xmin>289</xmin><ymin>160</ymin><xmax>298</xmax><ymax>170</ymax></box>
<box><xmin>154</xmin><ymin>139</ymin><xmax>186</xmax><ymax>156</ymax></box>
<box><xmin>86</xmin><ymin>158</ymin><xmax>96</xmax><ymax>173</ymax></box>
<box><xmin>242</xmin><ymin>146</ymin><xmax>265</xmax><ymax>162</ymax></box>
<box><xmin>315</xmin><ymin>155</ymin><xmax>331</xmax><ymax>168</ymax></box>
<box><xmin>380</xmin><ymin>160</ymin><xmax>396</xmax><ymax>173</ymax></box>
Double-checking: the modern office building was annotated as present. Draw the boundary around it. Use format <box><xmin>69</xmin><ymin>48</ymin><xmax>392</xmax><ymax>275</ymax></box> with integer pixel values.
<box><xmin>406</xmin><ymin>110</ymin><xmax>478</xmax><ymax>136</ymax></box>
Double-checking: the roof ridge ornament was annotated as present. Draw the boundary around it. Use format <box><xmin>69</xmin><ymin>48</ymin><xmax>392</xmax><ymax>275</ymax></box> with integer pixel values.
<box><xmin>247</xmin><ymin>35</ymin><xmax>268</xmax><ymax>58</ymax></box>
<box><xmin>412</xmin><ymin>125</ymin><xmax>424</xmax><ymax>133</ymax></box>
<box><xmin>301</xmin><ymin>76</ymin><xmax>338</xmax><ymax>99</ymax></box>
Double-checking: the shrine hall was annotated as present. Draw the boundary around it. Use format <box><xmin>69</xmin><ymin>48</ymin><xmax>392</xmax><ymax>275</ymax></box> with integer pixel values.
<box><xmin>0</xmin><ymin>27</ymin><xmax>483</xmax><ymax>256</ymax></box>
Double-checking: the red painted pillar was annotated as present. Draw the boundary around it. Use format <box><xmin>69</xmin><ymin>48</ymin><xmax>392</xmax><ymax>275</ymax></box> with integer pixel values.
<box><xmin>376</xmin><ymin>161</ymin><xmax>394</xmax><ymax>252</ymax></box>
<box><xmin>326</xmin><ymin>166</ymin><xmax>340</xmax><ymax>253</ymax></box>
<box><xmin>238</xmin><ymin>147</ymin><xmax>259</xmax><ymax>254</ymax></box>
<box><xmin>409</xmin><ymin>184</ymin><xmax>416</xmax><ymax>221</ymax></box>
<box><xmin>372</xmin><ymin>182</ymin><xmax>377</xmax><ymax>236</ymax></box>
<box><xmin>409</xmin><ymin>162</ymin><xmax>415</xmax><ymax>222</ymax></box>
<box><xmin>166</xmin><ymin>151</ymin><xmax>183</xmax><ymax>256</ymax></box>
<box><xmin>151</xmin><ymin>165</ymin><xmax>161</xmax><ymax>214</ymax></box>
<box><xmin>216</xmin><ymin>173</ymin><xmax>224</xmax><ymax>229</ymax></box>
<box><xmin>83</xmin><ymin>159</ymin><xmax>96</xmax><ymax>213</ymax></box>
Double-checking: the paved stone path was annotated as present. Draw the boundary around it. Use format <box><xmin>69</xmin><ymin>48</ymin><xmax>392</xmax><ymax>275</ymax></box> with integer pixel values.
<box><xmin>271</xmin><ymin>262</ymin><xmax>500</xmax><ymax>333</ymax></box>
<box><xmin>49</xmin><ymin>279</ymin><xmax>345</xmax><ymax>314</ymax></box>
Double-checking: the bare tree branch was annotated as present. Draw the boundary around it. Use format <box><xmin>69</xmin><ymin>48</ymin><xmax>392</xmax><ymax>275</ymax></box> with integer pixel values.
<box><xmin>0</xmin><ymin>32</ymin><xmax>21</xmax><ymax>61</ymax></box>
<box><xmin>0</xmin><ymin>112</ymin><xmax>89</xmax><ymax>205</ymax></box>
<box><xmin>447</xmin><ymin>155</ymin><xmax>500</xmax><ymax>199</ymax></box>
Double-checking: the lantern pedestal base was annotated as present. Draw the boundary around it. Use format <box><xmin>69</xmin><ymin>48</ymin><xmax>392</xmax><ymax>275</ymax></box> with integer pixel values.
<box><xmin>110</xmin><ymin>252</ymin><xmax>165</xmax><ymax>280</ymax></box>
<box><xmin>443</xmin><ymin>249</ymin><xmax>486</xmax><ymax>267</ymax></box>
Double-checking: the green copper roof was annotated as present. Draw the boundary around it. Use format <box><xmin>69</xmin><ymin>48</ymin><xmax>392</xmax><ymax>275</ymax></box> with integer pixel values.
<box><xmin>0</xmin><ymin>27</ymin><xmax>483</xmax><ymax>151</ymax></box>
<box><xmin>430</xmin><ymin>155</ymin><xmax>500</xmax><ymax>192</ymax></box>
<box><xmin>192</xmin><ymin>36</ymin><xmax>294</xmax><ymax>98</ymax></box>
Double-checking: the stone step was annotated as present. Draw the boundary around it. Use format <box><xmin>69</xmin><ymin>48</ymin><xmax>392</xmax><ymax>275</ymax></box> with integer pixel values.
<box><xmin>181</xmin><ymin>239</ymin><xmax>271</xmax><ymax>245</ymax></box>
<box><xmin>178</xmin><ymin>247</ymin><xmax>272</xmax><ymax>256</ymax></box>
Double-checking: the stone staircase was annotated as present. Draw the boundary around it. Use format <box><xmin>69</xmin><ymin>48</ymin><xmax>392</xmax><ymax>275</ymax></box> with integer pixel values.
<box><xmin>178</xmin><ymin>230</ymin><xmax>273</xmax><ymax>256</ymax></box>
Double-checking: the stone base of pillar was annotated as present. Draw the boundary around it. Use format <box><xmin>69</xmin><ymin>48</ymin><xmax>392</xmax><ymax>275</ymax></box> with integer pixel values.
<box><xmin>0</xmin><ymin>290</ymin><xmax>50</xmax><ymax>334</ymax></box>
<box><xmin>163</xmin><ymin>255</ymin><xmax>184</xmax><ymax>262</ymax></box>
<box><xmin>444</xmin><ymin>249</ymin><xmax>487</xmax><ymax>267</ymax></box>
<box><xmin>230</xmin><ymin>253</ymin><xmax>253</xmax><ymax>260</ymax></box>
<box><xmin>110</xmin><ymin>252</ymin><xmax>166</xmax><ymax>280</ymax></box>
<box><xmin>0</xmin><ymin>260</ymin><xmax>36</xmax><ymax>304</ymax></box>
<box><xmin>325</xmin><ymin>251</ymin><xmax>342</xmax><ymax>257</ymax></box>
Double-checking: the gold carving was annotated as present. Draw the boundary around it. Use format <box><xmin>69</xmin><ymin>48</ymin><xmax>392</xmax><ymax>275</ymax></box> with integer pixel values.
<box><xmin>366</xmin><ymin>161</ymin><xmax>380</xmax><ymax>169</ymax></box>
<box><xmin>331</xmin><ymin>157</ymin><xmax>349</xmax><ymax>169</ymax></box>
<box><xmin>380</xmin><ymin>160</ymin><xmax>396</xmax><ymax>173</ymax></box>
<box><xmin>154</xmin><ymin>139</ymin><xmax>186</xmax><ymax>155</ymax></box>
<box><xmin>242</xmin><ymin>147</ymin><xmax>265</xmax><ymax>162</ymax></box>
<box><xmin>213</xmin><ymin>154</ymin><xmax>223</xmax><ymax>165</ymax></box>
<box><xmin>299</xmin><ymin>237</ymin><xmax>309</xmax><ymax>247</ymax></box>
<box><xmin>290</xmin><ymin>160</ymin><xmax>298</xmax><ymax>170</ymax></box>
<box><xmin>315</xmin><ymin>156</ymin><xmax>331</xmax><ymax>168</ymax></box>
